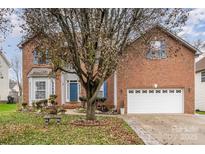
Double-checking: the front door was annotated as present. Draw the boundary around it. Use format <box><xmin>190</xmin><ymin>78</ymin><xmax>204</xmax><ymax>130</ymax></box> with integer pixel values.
<box><xmin>69</xmin><ymin>81</ymin><xmax>78</xmax><ymax>101</ymax></box>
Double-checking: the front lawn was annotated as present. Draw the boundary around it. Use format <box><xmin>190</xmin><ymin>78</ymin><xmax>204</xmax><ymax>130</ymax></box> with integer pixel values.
<box><xmin>196</xmin><ymin>110</ymin><xmax>205</xmax><ymax>115</ymax></box>
<box><xmin>0</xmin><ymin>104</ymin><xmax>17</xmax><ymax>113</ymax></box>
<box><xmin>0</xmin><ymin>112</ymin><xmax>144</xmax><ymax>145</ymax></box>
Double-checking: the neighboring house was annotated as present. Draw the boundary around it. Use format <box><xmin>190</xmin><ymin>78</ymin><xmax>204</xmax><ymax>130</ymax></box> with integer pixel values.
<box><xmin>9</xmin><ymin>79</ymin><xmax>20</xmax><ymax>102</ymax></box>
<box><xmin>20</xmin><ymin>25</ymin><xmax>197</xmax><ymax>114</ymax></box>
<box><xmin>0</xmin><ymin>51</ymin><xmax>11</xmax><ymax>102</ymax></box>
<box><xmin>195</xmin><ymin>57</ymin><xmax>205</xmax><ymax>111</ymax></box>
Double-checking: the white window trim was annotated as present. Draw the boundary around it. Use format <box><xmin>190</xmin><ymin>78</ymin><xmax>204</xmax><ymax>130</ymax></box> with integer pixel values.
<box><xmin>34</xmin><ymin>80</ymin><xmax>47</xmax><ymax>100</ymax></box>
<box><xmin>29</xmin><ymin>78</ymin><xmax>49</xmax><ymax>104</ymax></box>
<box><xmin>50</xmin><ymin>78</ymin><xmax>55</xmax><ymax>95</ymax></box>
<box><xmin>66</xmin><ymin>80</ymin><xmax>80</xmax><ymax>102</ymax></box>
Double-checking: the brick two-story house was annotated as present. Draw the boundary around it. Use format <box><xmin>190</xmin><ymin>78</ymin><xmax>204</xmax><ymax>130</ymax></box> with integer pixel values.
<box><xmin>20</xmin><ymin>25</ymin><xmax>197</xmax><ymax>114</ymax></box>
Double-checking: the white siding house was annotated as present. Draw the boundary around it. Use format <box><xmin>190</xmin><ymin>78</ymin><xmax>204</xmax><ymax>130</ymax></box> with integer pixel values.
<box><xmin>0</xmin><ymin>51</ymin><xmax>11</xmax><ymax>101</ymax></box>
<box><xmin>195</xmin><ymin>57</ymin><xmax>205</xmax><ymax>111</ymax></box>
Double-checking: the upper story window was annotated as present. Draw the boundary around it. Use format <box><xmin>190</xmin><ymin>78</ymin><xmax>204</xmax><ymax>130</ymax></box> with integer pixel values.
<box><xmin>33</xmin><ymin>49</ymin><xmax>49</xmax><ymax>65</ymax></box>
<box><xmin>201</xmin><ymin>71</ymin><xmax>205</xmax><ymax>82</ymax></box>
<box><xmin>146</xmin><ymin>41</ymin><xmax>167</xmax><ymax>59</ymax></box>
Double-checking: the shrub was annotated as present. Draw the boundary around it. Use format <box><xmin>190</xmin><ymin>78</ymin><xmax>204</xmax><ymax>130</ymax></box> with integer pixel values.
<box><xmin>32</xmin><ymin>101</ymin><xmax>36</xmax><ymax>108</ymax></box>
<box><xmin>22</xmin><ymin>102</ymin><xmax>28</xmax><ymax>109</ymax></box>
<box><xmin>79</xmin><ymin>96</ymin><xmax>87</xmax><ymax>102</ymax></box>
<box><xmin>49</xmin><ymin>95</ymin><xmax>57</xmax><ymax>105</ymax></box>
<box><xmin>79</xmin><ymin>96</ymin><xmax>87</xmax><ymax>108</ymax></box>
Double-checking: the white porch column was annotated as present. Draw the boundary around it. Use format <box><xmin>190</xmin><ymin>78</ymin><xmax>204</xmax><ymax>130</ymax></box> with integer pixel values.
<box><xmin>114</xmin><ymin>71</ymin><xmax>117</xmax><ymax>109</ymax></box>
<box><xmin>61</xmin><ymin>72</ymin><xmax>64</xmax><ymax>104</ymax></box>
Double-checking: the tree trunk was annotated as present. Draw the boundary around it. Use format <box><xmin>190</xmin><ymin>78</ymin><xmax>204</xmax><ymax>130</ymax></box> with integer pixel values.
<box><xmin>85</xmin><ymin>82</ymin><xmax>99</xmax><ymax>120</ymax></box>
<box><xmin>86</xmin><ymin>101</ymin><xmax>96</xmax><ymax>120</ymax></box>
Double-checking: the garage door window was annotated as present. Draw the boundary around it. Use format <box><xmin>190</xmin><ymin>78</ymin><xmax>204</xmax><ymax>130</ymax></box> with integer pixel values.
<box><xmin>142</xmin><ymin>90</ymin><xmax>147</xmax><ymax>93</ymax></box>
<box><xmin>128</xmin><ymin>90</ymin><xmax>134</xmax><ymax>94</ymax></box>
<box><xmin>156</xmin><ymin>90</ymin><xmax>161</xmax><ymax>93</ymax></box>
<box><xmin>149</xmin><ymin>90</ymin><xmax>154</xmax><ymax>93</ymax></box>
<box><xmin>135</xmin><ymin>90</ymin><xmax>141</xmax><ymax>93</ymax></box>
<box><xmin>176</xmin><ymin>90</ymin><xmax>182</xmax><ymax>93</ymax></box>
<box><xmin>169</xmin><ymin>90</ymin><xmax>174</xmax><ymax>93</ymax></box>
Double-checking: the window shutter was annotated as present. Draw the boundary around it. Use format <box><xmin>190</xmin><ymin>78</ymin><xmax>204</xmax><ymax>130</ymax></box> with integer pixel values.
<box><xmin>103</xmin><ymin>81</ymin><xmax>107</xmax><ymax>98</ymax></box>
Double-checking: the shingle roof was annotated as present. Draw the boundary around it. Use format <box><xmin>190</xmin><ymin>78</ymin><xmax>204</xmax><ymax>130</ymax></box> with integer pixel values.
<box><xmin>196</xmin><ymin>56</ymin><xmax>205</xmax><ymax>72</ymax></box>
<box><xmin>27</xmin><ymin>67</ymin><xmax>53</xmax><ymax>77</ymax></box>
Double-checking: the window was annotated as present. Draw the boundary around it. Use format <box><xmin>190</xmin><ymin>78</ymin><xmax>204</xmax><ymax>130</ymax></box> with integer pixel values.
<box><xmin>169</xmin><ymin>90</ymin><xmax>174</xmax><ymax>93</ymax></box>
<box><xmin>128</xmin><ymin>90</ymin><xmax>134</xmax><ymax>94</ymax></box>
<box><xmin>33</xmin><ymin>49</ymin><xmax>49</xmax><ymax>65</ymax></box>
<box><xmin>146</xmin><ymin>41</ymin><xmax>167</xmax><ymax>59</ymax></box>
<box><xmin>135</xmin><ymin>90</ymin><xmax>141</xmax><ymax>93</ymax></box>
<box><xmin>201</xmin><ymin>72</ymin><xmax>205</xmax><ymax>82</ymax></box>
<box><xmin>156</xmin><ymin>90</ymin><xmax>161</xmax><ymax>93</ymax></box>
<box><xmin>35</xmin><ymin>81</ymin><xmax>46</xmax><ymax>99</ymax></box>
<box><xmin>142</xmin><ymin>90</ymin><xmax>147</xmax><ymax>93</ymax></box>
<box><xmin>33</xmin><ymin>50</ymin><xmax>38</xmax><ymax>64</ymax></box>
<box><xmin>149</xmin><ymin>90</ymin><xmax>154</xmax><ymax>93</ymax></box>
<box><xmin>176</xmin><ymin>90</ymin><xmax>182</xmax><ymax>93</ymax></box>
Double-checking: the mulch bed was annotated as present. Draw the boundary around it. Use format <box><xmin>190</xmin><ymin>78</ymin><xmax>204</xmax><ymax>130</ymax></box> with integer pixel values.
<box><xmin>70</xmin><ymin>119</ymin><xmax>109</xmax><ymax>126</ymax></box>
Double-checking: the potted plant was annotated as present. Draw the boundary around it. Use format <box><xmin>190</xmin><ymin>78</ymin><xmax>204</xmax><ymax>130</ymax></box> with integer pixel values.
<box><xmin>120</xmin><ymin>101</ymin><xmax>124</xmax><ymax>115</ymax></box>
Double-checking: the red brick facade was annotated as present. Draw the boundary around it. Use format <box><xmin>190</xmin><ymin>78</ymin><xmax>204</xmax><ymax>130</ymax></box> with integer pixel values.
<box><xmin>116</xmin><ymin>27</ymin><xmax>195</xmax><ymax>114</ymax></box>
<box><xmin>21</xmin><ymin>26</ymin><xmax>195</xmax><ymax>114</ymax></box>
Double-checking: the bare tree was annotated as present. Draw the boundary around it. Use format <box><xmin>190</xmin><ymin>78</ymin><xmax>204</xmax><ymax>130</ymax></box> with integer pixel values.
<box><xmin>0</xmin><ymin>9</ymin><xmax>12</xmax><ymax>36</ymax></box>
<box><xmin>22</xmin><ymin>8</ymin><xmax>189</xmax><ymax>120</ymax></box>
<box><xmin>11</xmin><ymin>55</ymin><xmax>22</xmax><ymax>101</ymax></box>
<box><xmin>193</xmin><ymin>39</ymin><xmax>205</xmax><ymax>51</ymax></box>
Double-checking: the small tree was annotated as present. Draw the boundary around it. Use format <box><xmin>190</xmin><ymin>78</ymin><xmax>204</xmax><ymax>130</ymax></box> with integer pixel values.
<box><xmin>22</xmin><ymin>8</ymin><xmax>189</xmax><ymax>120</ymax></box>
<box><xmin>11</xmin><ymin>55</ymin><xmax>22</xmax><ymax>102</ymax></box>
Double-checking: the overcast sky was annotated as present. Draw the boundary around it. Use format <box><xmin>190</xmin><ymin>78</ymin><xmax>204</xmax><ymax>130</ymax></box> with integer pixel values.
<box><xmin>1</xmin><ymin>8</ymin><xmax>205</xmax><ymax>80</ymax></box>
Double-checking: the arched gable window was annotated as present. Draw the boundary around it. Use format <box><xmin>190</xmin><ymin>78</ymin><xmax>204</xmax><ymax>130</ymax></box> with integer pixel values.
<box><xmin>146</xmin><ymin>41</ymin><xmax>167</xmax><ymax>59</ymax></box>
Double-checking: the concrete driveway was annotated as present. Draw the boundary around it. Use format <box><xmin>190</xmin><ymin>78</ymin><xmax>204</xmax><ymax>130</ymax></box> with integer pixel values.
<box><xmin>123</xmin><ymin>114</ymin><xmax>205</xmax><ymax>145</ymax></box>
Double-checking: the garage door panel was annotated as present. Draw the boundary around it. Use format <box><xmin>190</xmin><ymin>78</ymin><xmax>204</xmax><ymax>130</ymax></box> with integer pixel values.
<box><xmin>127</xmin><ymin>89</ymin><xmax>183</xmax><ymax>114</ymax></box>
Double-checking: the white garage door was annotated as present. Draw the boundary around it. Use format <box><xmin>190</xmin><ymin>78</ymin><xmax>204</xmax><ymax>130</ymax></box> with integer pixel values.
<box><xmin>127</xmin><ymin>89</ymin><xmax>184</xmax><ymax>114</ymax></box>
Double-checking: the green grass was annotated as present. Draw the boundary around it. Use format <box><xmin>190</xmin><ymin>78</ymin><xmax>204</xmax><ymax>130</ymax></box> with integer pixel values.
<box><xmin>0</xmin><ymin>112</ymin><xmax>144</xmax><ymax>145</ymax></box>
<box><xmin>0</xmin><ymin>104</ymin><xmax>17</xmax><ymax>113</ymax></box>
<box><xmin>196</xmin><ymin>110</ymin><xmax>205</xmax><ymax>115</ymax></box>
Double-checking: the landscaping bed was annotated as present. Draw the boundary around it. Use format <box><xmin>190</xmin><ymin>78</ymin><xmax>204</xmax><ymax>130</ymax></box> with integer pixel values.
<box><xmin>0</xmin><ymin>112</ymin><xmax>144</xmax><ymax>145</ymax></box>
<box><xmin>196</xmin><ymin>110</ymin><xmax>205</xmax><ymax>115</ymax></box>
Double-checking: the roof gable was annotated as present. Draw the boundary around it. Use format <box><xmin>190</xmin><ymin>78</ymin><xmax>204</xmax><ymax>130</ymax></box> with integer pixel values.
<box><xmin>0</xmin><ymin>51</ymin><xmax>11</xmax><ymax>67</ymax></box>
<box><xmin>196</xmin><ymin>56</ymin><xmax>205</xmax><ymax>72</ymax></box>
<box><xmin>130</xmin><ymin>25</ymin><xmax>198</xmax><ymax>54</ymax></box>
